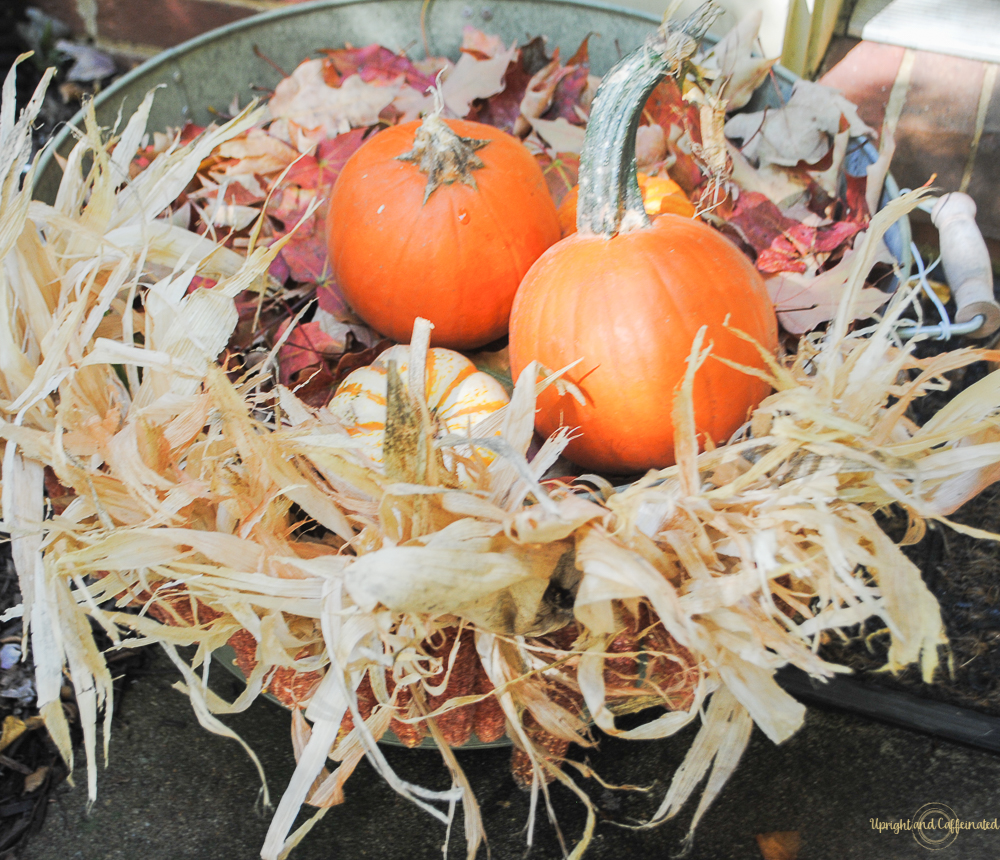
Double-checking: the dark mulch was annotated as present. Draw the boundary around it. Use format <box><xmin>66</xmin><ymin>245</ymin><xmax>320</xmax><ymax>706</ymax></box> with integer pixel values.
<box><xmin>820</xmin><ymin>338</ymin><xmax>1000</xmax><ymax>717</ymax></box>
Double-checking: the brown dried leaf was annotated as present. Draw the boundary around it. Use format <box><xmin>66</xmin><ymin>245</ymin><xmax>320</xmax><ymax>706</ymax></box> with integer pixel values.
<box><xmin>756</xmin><ymin>830</ymin><xmax>801</xmax><ymax>860</ymax></box>
<box><xmin>440</xmin><ymin>42</ymin><xmax>518</xmax><ymax>119</ymax></box>
<box><xmin>766</xmin><ymin>237</ymin><xmax>891</xmax><ymax>334</ymax></box>
<box><xmin>709</xmin><ymin>10</ymin><xmax>778</xmax><ymax>111</ymax></box>
<box><xmin>725</xmin><ymin>80</ymin><xmax>874</xmax><ymax>169</ymax></box>
<box><xmin>23</xmin><ymin>766</ymin><xmax>49</xmax><ymax>794</ymax></box>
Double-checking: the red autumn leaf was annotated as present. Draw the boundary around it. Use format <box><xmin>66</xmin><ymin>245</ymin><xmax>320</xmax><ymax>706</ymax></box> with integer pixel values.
<box><xmin>170</xmin><ymin>121</ymin><xmax>207</xmax><ymax>147</ymax></box>
<box><xmin>186</xmin><ymin>275</ymin><xmax>219</xmax><ymax>294</ymax></box>
<box><xmin>756</xmin><ymin>220</ymin><xmax>863</xmax><ymax>274</ymax></box>
<box><xmin>812</xmin><ymin>219</ymin><xmax>863</xmax><ymax>253</ymax></box>
<box><xmin>276</xmin><ymin>319</ymin><xmax>347</xmax><ymax>384</ymax></box>
<box><xmin>268</xmin><ymin>185</ymin><xmax>322</xmax><ymax>234</ymax></box>
<box><xmin>277</xmin><ymin>228</ymin><xmax>333</xmax><ymax>286</ymax></box>
<box><xmin>543</xmin><ymin>36</ymin><xmax>591</xmax><ymax>124</ymax></box>
<box><xmin>321</xmin><ymin>44</ymin><xmax>437</xmax><ymax>91</ymax></box>
<box><xmin>282</xmin><ymin>128</ymin><xmax>370</xmax><ymax>189</ymax></box>
<box><xmin>535</xmin><ymin>151</ymin><xmax>580</xmax><ymax>208</ymax></box>
<box><xmin>466</xmin><ymin>40</ymin><xmax>540</xmax><ymax>133</ymax></box>
<box><xmin>756</xmin><ymin>243</ymin><xmax>809</xmax><ymax>274</ymax></box>
<box><xmin>642</xmin><ymin>77</ymin><xmax>700</xmax><ymax>140</ymax></box>
<box><xmin>723</xmin><ymin>191</ymin><xmax>801</xmax><ymax>255</ymax></box>
<box><xmin>317</xmin><ymin>280</ymin><xmax>351</xmax><ymax>319</ymax></box>
<box><xmin>845</xmin><ymin>172</ymin><xmax>870</xmax><ymax>223</ymax></box>
<box><xmin>270</xmin><ymin>129</ymin><xmax>369</xmax><ymax>292</ymax></box>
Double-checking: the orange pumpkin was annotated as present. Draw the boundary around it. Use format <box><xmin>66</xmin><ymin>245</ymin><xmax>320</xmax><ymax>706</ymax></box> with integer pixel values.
<box><xmin>508</xmin><ymin>25</ymin><xmax>777</xmax><ymax>475</ymax></box>
<box><xmin>327</xmin><ymin>114</ymin><xmax>561</xmax><ymax>350</ymax></box>
<box><xmin>329</xmin><ymin>344</ymin><xmax>509</xmax><ymax>483</ymax></box>
<box><xmin>557</xmin><ymin>172</ymin><xmax>695</xmax><ymax>236</ymax></box>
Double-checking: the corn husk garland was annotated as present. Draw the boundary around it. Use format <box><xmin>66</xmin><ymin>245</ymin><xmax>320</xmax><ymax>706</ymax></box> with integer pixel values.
<box><xmin>5</xmin><ymin>55</ymin><xmax>1000</xmax><ymax>860</ymax></box>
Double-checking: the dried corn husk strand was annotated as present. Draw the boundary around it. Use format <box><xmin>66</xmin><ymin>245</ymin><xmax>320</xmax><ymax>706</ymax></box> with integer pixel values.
<box><xmin>4</xmin><ymin>58</ymin><xmax>1000</xmax><ymax>860</ymax></box>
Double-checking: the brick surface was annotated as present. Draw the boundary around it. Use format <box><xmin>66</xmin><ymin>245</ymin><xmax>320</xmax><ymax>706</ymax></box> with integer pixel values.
<box><xmin>819</xmin><ymin>39</ymin><xmax>907</xmax><ymax>132</ymax></box>
<box><xmin>822</xmin><ymin>40</ymin><xmax>1000</xmax><ymax>243</ymax></box>
<box><xmin>29</xmin><ymin>0</ymin><xmax>308</xmax><ymax>49</ymax></box>
<box><xmin>95</xmin><ymin>0</ymin><xmax>254</xmax><ymax>49</ymax></box>
<box><xmin>891</xmin><ymin>50</ymin><xmax>985</xmax><ymax>195</ymax></box>
<box><xmin>964</xmin><ymin>69</ymin><xmax>1000</xmax><ymax>242</ymax></box>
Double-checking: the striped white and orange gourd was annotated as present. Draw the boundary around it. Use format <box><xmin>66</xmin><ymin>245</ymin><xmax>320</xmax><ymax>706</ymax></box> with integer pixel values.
<box><xmin>329</xmin><ymin>345</ymin><xmax>509</xmax><ymax>483</ymax></box>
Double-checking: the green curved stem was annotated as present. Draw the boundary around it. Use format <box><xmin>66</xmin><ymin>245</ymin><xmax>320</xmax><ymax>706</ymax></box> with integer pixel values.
<box><xmin>576</xmin><ymin>2</ymin><xmax>718</xmax><ymax>238</ymax></box>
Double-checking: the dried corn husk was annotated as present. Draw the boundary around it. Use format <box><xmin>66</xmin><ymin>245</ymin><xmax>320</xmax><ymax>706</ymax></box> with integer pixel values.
<box><xmin>3</xmin><ymin>59</ymin><xmax>1000</xmax><ymax>860</ymax></box>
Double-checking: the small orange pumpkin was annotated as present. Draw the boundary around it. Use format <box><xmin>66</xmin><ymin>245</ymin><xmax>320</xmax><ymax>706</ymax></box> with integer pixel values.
<box><xmin>327</xmin><ymin>113</ymin><xmax>561</xmax><ymax>350</ymax></box>
<box><xmin>557</xmin><ymin>172</ymin><xmax>695</xmax><ymax>236</ymax></box>
<box><xmin>329</xmin><ymin>344</ymin><xmax>509</xmax><ymax>483</ymax></box>
<box><xmin>508</xmin><ymin>24</ymin><xmax>777</xmax><ymax>475</ymax></box>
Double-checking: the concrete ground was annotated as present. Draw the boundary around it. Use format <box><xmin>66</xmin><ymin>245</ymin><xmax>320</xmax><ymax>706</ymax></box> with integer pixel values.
<box><xmin>18</xmin><ymin>646</ymin><xmax>1000</xmax><ymax>860</ymax></box>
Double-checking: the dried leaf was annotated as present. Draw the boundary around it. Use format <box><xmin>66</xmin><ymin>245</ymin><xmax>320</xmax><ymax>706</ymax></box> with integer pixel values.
<box><xmin>269</xmin><ymin>60</ymin><xmax>401</xmax><ymax>140</ymax></box>
<box><xmin>766</xmin><ymin>238</ymin><xmax>891</xmax><ymax>334</ymax></box>
<box><xmin>725</xmin><ymin>80</ymin><xmax>875</xmax><ymax>169</ymax></box>
<box><xmin>756</xmin><ymin>831</ymin><xmax>801</xmax><ymax>860</ymax></box>
<box><xmin>23</xmin><ymin>765</ymin><xmax>49</xmax><ymax>793</ymax></box>
<box><xmin>707</xmin><ymin>11</ymin><xmax>778</xmax><ymax>111</ymax></box>
<box><xmin>440</xmin><ymin>42</ymin><xmax>518</xmax><ymax>119</ymax></box>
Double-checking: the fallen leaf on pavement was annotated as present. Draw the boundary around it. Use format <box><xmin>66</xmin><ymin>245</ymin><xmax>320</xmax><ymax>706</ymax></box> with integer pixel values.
<box><xmin>756</xmin><ymin>830</ymin><xmax>801</xmax><ymax>860</ymax></box>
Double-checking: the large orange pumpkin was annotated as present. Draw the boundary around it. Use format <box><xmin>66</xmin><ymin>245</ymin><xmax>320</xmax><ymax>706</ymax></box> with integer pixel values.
<box><xmin>327</xmin><ymin>114</ymin><xmax>561</xmax><ymax>350</ymax></box>
<box><xmin>508</xmin><ymin>19</ymin><xmax>778</xmax><ymax>475</ymax></box>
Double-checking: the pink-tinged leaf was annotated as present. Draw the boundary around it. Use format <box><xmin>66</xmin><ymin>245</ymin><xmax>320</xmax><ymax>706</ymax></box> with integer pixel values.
<box><xmin>321</xmin><ymin>44</ymin><xmax>438</xmax><ymax>92</ymax></box>
<box><xmin>724</xmin><ymin>191</ymin><xmax>801</xmax><ymax>255</ymax></box>
<box><xmin>766</xmin><ymin>243</ymin><xmax>888</xmax><ymax>334</ymax></box>
<box><xmin>755</xmin><ymin>219</ymin><xmax>863</xmax><ymax>274</ymax></box>
<box><xmin>461</xmin><ymin>26</ymin><xmax>508</xmax><ymax>59</ymax></box>
<box><xmin>283</xmin><ymin>128</ymin><xmax>369</xmax><ymax>190</ymax></box>
<box><xmin>845</xmin><ymin>172</ymin><xmax>870</xmax><ymax>222</ymax></box>
<box><xmin>269</xmin><ymin>253</ymin><xmax>291</xmax><ymax>284</ymax></box>
<box><xmin>215</xmin><ymin>129</ymin><xmax>300</xmax><ymax>176</ymax></box>
<box><xmin>813</xmin><ymin>219</ymin><xmax>863</xmax><ymax>253</ymax></box>
<box><xmin>268</xmin><ymin>186</ymin><xmax>322</xmax><ymax>234</ymax></box>
<box><xmin>757</xmin><ymin>246</ymin><xmax>809</xmax><ymax>274</ymax></box>
<box><xmin>186</xmin><ymin>275</ymin><xmax>219</xmax><ymax>295</ymax></box>
<box><xmin>440</xmin><ymin>41</ymin><xmax>519</xmax><ymax>119</ymax></box>
<box><xmin>277</xmin><ymin>228</ymin><xmax>331</xmax><ymax>286</ymax></box>
<box><xmin>544</xmin><ymin>37</ymin><xmax>591</xmax><ymax>124</ymax></box>
<box><xmin>514</xmin><ymin>51</ymin><xmax>572</xmax><ymax>137</ymax></box>
<box><xmin>317</xmin><ymin>280</ymin><xmax>351</xmax><ymax>319</ymax></box>
<box><xmin>535</xmin><ymin>151</ymin><xmax>580</xmax><ymax>208</ymax></box>
<box><xmin>277</xmin><ymin>320</ymin><xmax>348</xmax><ymax>385</ymax></box>
<box><xmin>269</xmin><ymin>60</ymin><xmax>401</xmax><ymax>140</ymax></box>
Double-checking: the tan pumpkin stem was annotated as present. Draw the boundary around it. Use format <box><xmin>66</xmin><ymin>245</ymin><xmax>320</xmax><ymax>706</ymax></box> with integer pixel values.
<box><xmin>397</xmin><ymin>113</ymin><xmax>490</xmax><ymax>204</ymax></box>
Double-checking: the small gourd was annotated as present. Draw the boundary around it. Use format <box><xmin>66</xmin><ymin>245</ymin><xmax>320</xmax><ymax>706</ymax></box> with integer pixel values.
<box><xmin>327</xmin><ymin>110</ymin><xmax>561</xmax><ymax>350</ymax></box>
<box><xmin>508</xmin><ymin>9</ymin><xmax>778</xmax><ymax>474</ymax></box>
<box><xmin>329</xmin><ymin>345</ymin><xmax>509</xmax><ymax>482</ymax></box>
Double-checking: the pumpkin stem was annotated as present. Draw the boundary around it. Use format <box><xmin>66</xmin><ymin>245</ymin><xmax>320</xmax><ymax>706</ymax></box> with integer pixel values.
<box><xmin>397</xmin><ymin>113</ymin><xmax>490</xmax><ymax>204</ymax></box>
<box><xmin>576</xmin><ymin>2</ymin><xmax>718</xmax><ymax>238</ymax></box>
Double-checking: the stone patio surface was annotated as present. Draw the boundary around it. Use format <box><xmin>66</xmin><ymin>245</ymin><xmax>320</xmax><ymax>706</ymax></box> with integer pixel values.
<box><xmin>18</xmin><ymin>647</ymin><xmax>1000</xmax><ymax>860</ymax></box>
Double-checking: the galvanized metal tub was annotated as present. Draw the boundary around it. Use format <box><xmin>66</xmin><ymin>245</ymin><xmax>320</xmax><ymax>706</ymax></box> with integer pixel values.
<box><xmin>31</xmin><ymin>0</ymin><xmax>911</xmax><ymax>746</ymax></box>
